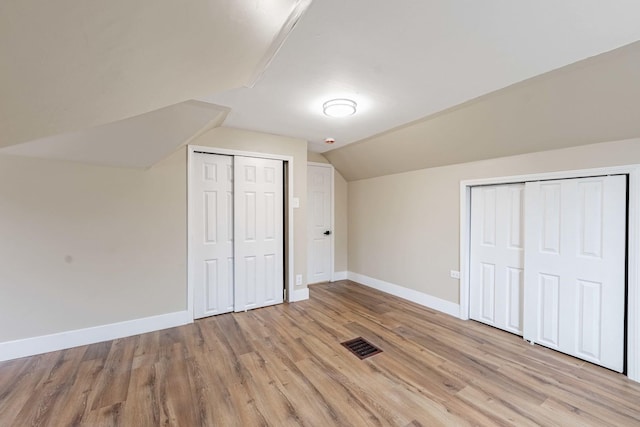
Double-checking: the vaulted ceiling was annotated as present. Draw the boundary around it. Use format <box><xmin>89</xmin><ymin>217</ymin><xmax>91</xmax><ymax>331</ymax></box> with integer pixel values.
<box><xmin>1</xmin><ymin>101</ymin><xmax>228</xmax><ymax>168</ymax></box>
<box><xmin>0</xmin><ymin>0</ymin><xmax>308</xmax><ymax>165</ymax></box>
<box><xmin>202</xmin><ymin>0</ymin><xmax>640</xmax><ymax>153</ymax></box>
<box><xmin>325</xmin><ymin>41</ymin><xmax>640</xmax><ymax>181</ymax></box>
<box><xmin>2</xmin><ymin>1</ymin><xmax>640</xmax><ymax>173</ymax></box>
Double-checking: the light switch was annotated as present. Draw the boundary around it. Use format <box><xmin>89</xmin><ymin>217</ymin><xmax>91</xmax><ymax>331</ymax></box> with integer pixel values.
<box><xmin>292</xmin><ymin>197</ymin><xmax>300</xmax><ymax>208</ymax></box>
<box><xmin>450</xmin><ymin>270</ymin><xmax>461</xmax><ymax>279</ymax></box>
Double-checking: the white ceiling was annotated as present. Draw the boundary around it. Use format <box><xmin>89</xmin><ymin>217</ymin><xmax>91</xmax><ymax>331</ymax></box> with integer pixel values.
<box><xmin>200</xmin><ymin>0</ymin><xmax>640</xmax><ymax>153</ymax></box>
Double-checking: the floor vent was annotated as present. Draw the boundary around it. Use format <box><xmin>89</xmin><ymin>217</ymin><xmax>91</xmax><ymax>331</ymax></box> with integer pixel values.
<box><xmin>341</xmin><ymin>337</ymin><xmax>382</xmax><ymax>359</ymax></box>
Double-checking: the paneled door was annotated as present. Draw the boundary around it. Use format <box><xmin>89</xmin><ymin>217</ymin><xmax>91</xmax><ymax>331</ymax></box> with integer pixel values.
<box><xmin>307</xmin><ymin>164</ymin><xmax>332</xmax><ymax>284</ymax></box>
<box><xmin>470</xmin><ymin>184</ymin><xmax>525</xmax><ymax>335</ymax></box>
<box><xmin>523</xmin><ymin>176</ymin><xmax>626</xmax><ymax>372</ymax></box>
<box><xmin>192</xmin><ymin>153</ymin><xmax>234</xmax><ymax>319</ymax></box>
<box><xmin>234</xmin><ymin>156</ymin><xmax>284</xmax><ymax>312</ymax></box>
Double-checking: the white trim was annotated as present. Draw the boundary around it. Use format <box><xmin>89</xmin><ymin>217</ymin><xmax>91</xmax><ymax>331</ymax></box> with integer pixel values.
<box><xmin>0</xmin><ymin>311</ymin><xmax>191</xmax><ymax>362</ymax></box>
<box><xmin>459</xmin><ymin>165</ymin><xmax>637</xmax><ymax>187</ymax></box>
<box><xmin>188</xmin><ymin>145</ymin><xmax>296</xmax><ymax>314</ymax></box>
<box><xmin>189</xmin><ymin>145</ymin><xmax>295</xmax><ymax>162</ymax></box>
<box><xmin>628</xmin><ymin>169</ymin><xmax>640</xmax><ymax>381</ymax></box>
<box><xmin>332</xmin><ymin>271</ymin><xmax>348</xmax><ymax>281</ymax></box>
<box><xmin>348</xmin><ymin>272</ymin><xmax>460</xmax><ymax>318</ymax></box>
<box><xmin>307</xmin><ymin>161</ymin><xmax>336</xmax><ymax>283</ymax></box>
<box><xmin>459</xmin><ymin>163</ymin><xmax>640</xmax><ymax>382</ymax></box>
<box><xmin>459</xmin><ymin>183</ymin><xmax>472</xmax><ymax>320</ymax></box>
<box><xmin>290</xmin><ymin>287</ymin><xmax>310</xmax><ymax>302</ymax></box>
<box><xmin>330</xmin><ymin>166</ymin><xmax>335</xmax><ymax>282</ymax></box>
<box><xmin>285</xmin><ymin>159</ymin><xmax>296</xmax><ymax>303</ymax></box>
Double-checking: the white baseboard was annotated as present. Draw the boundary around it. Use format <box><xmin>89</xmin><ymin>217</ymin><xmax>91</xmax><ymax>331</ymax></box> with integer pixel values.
<box><xmin>290</xmin><ymin>287</ymin><xmax>310</xmax><ymax>302</ymax></box>
<box><xmin>0</xmin><ymin>310</ymin><xmax>192</xmax><ymax>362</ymax></box>
<box><xmin>347</xmin><ymin>272</ymin><xmax>460</xmax><ymax>318</ymax></box>
<box><xmin>332</xmin><ymin>271</ymin><xmax>348</xmax><ymax>281</ymax></box>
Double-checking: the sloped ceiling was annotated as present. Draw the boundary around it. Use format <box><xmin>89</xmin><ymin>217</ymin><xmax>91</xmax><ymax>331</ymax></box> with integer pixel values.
<box><xmin>200</xmin><ymin>0</ymin><xmax>640</xmax><ymax>153</ymax></box>
<box><xmin>2</xmin><ymin>1</ymin><xmax>640</xmax><ymax>173</ymax></box>
<box><xmin>324</xmin><ymin>42</ymin><xmax>640</xmax><ymax>181</ymax></box>
<box><xmin>0</xmin><ymin>0</ymin><xmax>306</xmax><ymax>149</ymax></box>
<box><xmin>0</xmin><ymin>101</ymin><xmax>227</xmax><ymax>168</ymax></box>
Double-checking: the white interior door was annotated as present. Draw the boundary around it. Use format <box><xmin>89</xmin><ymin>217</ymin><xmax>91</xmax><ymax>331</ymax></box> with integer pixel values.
<box><xmin>234</xmin><ymin>156</ymin><xmax>284</xmax><ymax>312</ymax></box>
<box><xmin>192</xmin><ymin>153</ymin><xmax>234</xmax><ymax>319</ymax></box>
<box><xmin>523</xmin><ymin>175</ymin><xmax>626</xmax><ymax>372</ymax></box>
<box><xmin>307</xmin><ymin>164</ymin><xmax>332</xmax><ymax>284</ymax></box>
<box><xmin>470</xmin><ymin>184</ymin><xmax>525</xmax><ymax>335</ymax></box>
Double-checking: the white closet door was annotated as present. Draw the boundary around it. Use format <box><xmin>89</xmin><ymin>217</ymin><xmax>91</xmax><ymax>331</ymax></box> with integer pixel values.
<box><xmin>192</xmin><ymin>153</ymin><xmax>234</xmax><ymax>319</ymax></box>
<box><xmin>307</xmin><ymin>165</ymin><xmax>332</xmax><ymax>284</ymax></box>
<box><xmin>524</xmin><ymin>176</ymin><xmax>626</xmax><ymax>372</ymax></box>
<box><xmin>470</xmin><ymin>184</ymin><xmax>525</xmax><ymax>335</ymax></box>
<box><xmin>234</xmin><ymin>156</ymin><xmax>284</xmax><ymax>312</ymax></box>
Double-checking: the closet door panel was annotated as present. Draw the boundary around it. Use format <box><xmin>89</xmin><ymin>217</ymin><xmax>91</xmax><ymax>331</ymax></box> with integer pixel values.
<box><xmin>524</xmin><ymin>176</ymin><xmax>626</xmax><ymax>372</ymax></box>
<box><xmin>234</xmin><ymin>156</ymin><xmax>284</xmax><ymax>312</ymax></box>
<box><xmin>192</xmin><ymin>153</ymin><xmax>234</xmax><ymax>318</ymax></box>
<box><xmin>470</xmin><ymin>184</ymin><xmax>525</xmax><ymax>335</ymax></box>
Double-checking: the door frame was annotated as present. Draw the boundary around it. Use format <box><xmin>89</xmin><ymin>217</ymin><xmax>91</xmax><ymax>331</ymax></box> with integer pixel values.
<box><xmin>187</xmin><ymin>145</ymin><xmax>295</xmax><ymax>319</ymax></box>
<box><xmin>307</xmin><ymin>162</ymin><xmax>335</xmax><ymax>283</ymax></box>
<box><xmin>459</xmin><ymin>164</ymin><xmax>640</xmax><ymax>382</ymax></box>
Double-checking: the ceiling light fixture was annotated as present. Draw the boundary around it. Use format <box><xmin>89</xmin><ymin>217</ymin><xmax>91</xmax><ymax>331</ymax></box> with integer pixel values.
<box><xmin>323</xmin><ymin>98</ymin><xmax>357</xmax><ymax>118</ymax></box>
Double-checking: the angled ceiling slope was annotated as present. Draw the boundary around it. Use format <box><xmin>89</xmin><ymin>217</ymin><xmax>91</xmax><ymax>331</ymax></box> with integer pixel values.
<box><xmin>325</xmin><ymin>42</ymin><xmax>640</xmax><ymax>181</ymax></box>
<box><xmin>201</xmin><ymin>0</ymin><xmax>640</xmax><ymax>153</ymax></box>
<box><xmin>0</xmin><ymin>0</ymin><xmax>309</xmax><ymax>149</ymax></box>
<box><xmin>0</xmin><ymin>101</ymin><xmax>228</xmax><ymax>169</ymax></box>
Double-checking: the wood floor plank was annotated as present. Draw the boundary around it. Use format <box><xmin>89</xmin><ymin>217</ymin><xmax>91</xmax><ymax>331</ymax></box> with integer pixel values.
<box><xmin>89</xmin><ymin>336</ymin><xmax>136</xmax><ymax>411</ymax></box>
<box><xmin>2</xmin><ymin>280</ymin><xmax>640</xmax><ymax>426</ymax></box>
<box><xmin>0</xmin><ymin>357</ymin><xmax>50</xmax><ymax>426</ymax></box>
<box><xmin>120</xmin><ymin>363</ymin><xmax>161</xmax><ymax>427</ymax></box>
<box><xmin>251</xmin><ymin>338</ymin><xmax>346</xmax><ymax>426</ymax></box>
<box><xmin>213</xmin><ymin>314</ymin><xmax>255</xmax><ymax>356</ymax></box>
<box><xmin>12</xmin><ymin>347</ymin><xmax>88</xmax><ymax>426</ymax></box>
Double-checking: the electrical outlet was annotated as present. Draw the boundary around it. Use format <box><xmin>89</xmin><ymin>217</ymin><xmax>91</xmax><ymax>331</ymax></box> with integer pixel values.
<box><xmin>450</xmin><ymin>270</ymin><xmax>461</xmax><ymax>279</ymax></box>
<box><xmin>296</xmin><ymin>274</ymin><xmax>302</xmax><ymax>286</ymax></box>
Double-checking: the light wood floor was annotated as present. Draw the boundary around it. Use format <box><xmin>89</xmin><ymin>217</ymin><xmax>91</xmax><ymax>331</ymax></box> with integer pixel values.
<box><xmin>2</xmin><ymin>281</ymin><xmax>640</xmax><ymax>426</ymax></box>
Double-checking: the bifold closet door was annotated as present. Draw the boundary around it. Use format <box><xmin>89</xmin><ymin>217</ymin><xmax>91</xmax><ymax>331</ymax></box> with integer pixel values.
<box><xmin>470</xmin><ymin>184</ymin><xmax>525</xmax><ymax>335</ymax></box>
<box><xmin>234</xmin><ymin>156</ymin><xmax>284</xmax><ymax>312</ymax></box>
<box><xmin>192</xmin><ymin>153</ymin><xmax>234</xmax><ymax>319</ymax></box>
<box><xmin>523</xmin><ymin>176</ymin><xmax>626</xmax><ymax>372</ymax></box>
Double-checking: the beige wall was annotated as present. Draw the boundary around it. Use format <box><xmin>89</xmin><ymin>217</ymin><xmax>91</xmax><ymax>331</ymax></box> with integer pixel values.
<box><xmin>0</xmin><ymin>151</ymin><xmax>186</xmax><ymax>342</ymax></box>
<box><xmin>348</xmin><ymin>138</ymin><xmax>640</xmax><ymax>304</ymax></box>
<box><xmin>0</xmin><ymin>127</ymin><xmax>307</xmax><ymax>343</ymax></box>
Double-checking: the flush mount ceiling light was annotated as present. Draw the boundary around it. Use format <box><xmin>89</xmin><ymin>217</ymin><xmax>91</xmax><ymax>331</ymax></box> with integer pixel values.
<box><xmin>323</xmin><ymin>98</ymin><xmax>357</xmax><ymax>118</ymax></box>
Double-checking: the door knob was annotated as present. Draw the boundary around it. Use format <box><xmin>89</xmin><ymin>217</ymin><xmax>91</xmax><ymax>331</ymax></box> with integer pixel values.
<box><xmin>323</xmin><ymin>230</ymin><xmax>331</xmax><ymax>236</ymax></box>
